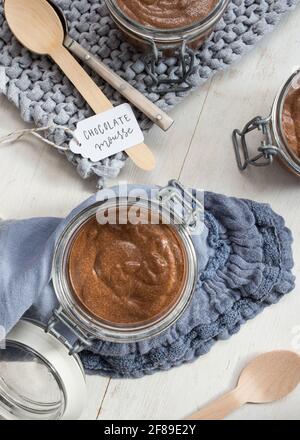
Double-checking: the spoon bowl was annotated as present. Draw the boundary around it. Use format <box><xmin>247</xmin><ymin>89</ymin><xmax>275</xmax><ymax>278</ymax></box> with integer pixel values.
<box><xmin>5</xmin><ymin>0</ymin><xmax>64</xmax><ymax>55</ymax></box>
<box><xmin>47</xmin><ymin>0</ymin><xmax>69</xmax><ymax>35</ymax></box>
<box><xmin>238</xmin><ymin>350</ymin><xmax>300</xmax><ymax>404</ymax></box>
<box><xmin>186</xmin><ymin>350</ymin><xmax>300</xmax><ymax>420</ymax></box>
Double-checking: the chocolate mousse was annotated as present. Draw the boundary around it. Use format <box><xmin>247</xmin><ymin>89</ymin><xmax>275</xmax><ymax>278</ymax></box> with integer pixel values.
<box><xmin>116</xmin><ymin>0</ymin><xmax>219</xmax><ymax>29</ymax></box>
<box><xmin>68</xmin><ymin>212</ymin><xmax>186</xmax><ymax>325</ymax></box>
<box><xmin>282</xmin><ymin>86</ymin><xmax>300</xmax><ymax>158</ymax></box>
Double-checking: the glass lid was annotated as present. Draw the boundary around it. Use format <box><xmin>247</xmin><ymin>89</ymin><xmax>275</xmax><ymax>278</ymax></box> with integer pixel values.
<box><xmin>0</xmin><ymin>343</ymin><xmax>64</xmax><ymax>420</ymax></box>
<box><xmin>0</xmin><ymin>320</ymin><xmax>86</xmax><ymax>420</ymax></box>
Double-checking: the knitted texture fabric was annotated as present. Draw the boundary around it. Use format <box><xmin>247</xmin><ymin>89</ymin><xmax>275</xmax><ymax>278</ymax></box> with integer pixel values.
<box><xmin>0</xmin><ymin>185</ymin><xmax>295</xmax><ymax>378</ymax></box>
<box><xmin>81</xmin><ymin>191</ymin><xmax>295</xmax><ymax>377</ymax></box>
<box><xmin>0</xmin><ymin>0</ymin><xmax>298</xmax><ymax>187</ymax></box>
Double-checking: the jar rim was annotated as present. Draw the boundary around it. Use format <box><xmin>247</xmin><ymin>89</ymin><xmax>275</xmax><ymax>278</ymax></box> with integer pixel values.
<box><xmin>1</xmin><ymin>319</ymin><xmax>87</xmax><ymax>420</ymax></box>
<box><xmin>52</xmin><ymin>197</ymin><xmax>198</xmax><ymax>343</ymax></box>
<box><xmin>0</xmin><ymin>320</ymin><xmax>67</xmax><ymax>420</ymax></box>
<box><xmin>272</xmin><ymin>68</ymin><xmax>300</xmax><ymax>172</ymax></box>
<box><xmin>104</xmin><ymin>0</ymin><xmax>229</xmax><ymax>42</ymax></box>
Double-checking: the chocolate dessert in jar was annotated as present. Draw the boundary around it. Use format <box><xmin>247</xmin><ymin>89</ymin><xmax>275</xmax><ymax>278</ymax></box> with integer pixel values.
<box><xmin>0</xmin><ymin>182</ymin><xmax>202</xmax><ymax>420</ymax></box>
<box><xmin>104</xmin><ymin>0</ymin><xmax>230</xmax><ymax>91</ymax></box>
<box><xmin>233</xmin><ymin>68</ymin><xmax>300</xmax><ymax>177</ymax></box>
<box><xmin>52</xmin><ymin>181</ymin><xmax>201</xmax><ymax>344</ymax></box>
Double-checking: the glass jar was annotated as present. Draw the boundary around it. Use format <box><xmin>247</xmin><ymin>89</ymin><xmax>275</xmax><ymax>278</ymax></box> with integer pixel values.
<box><xmin>104</xmin><ymin>0</ymin><xmax>230</xmax><ymax>92</ymax></box>
<box><xmin>233</xmin><ymin>69</ymin><xmax>300</xmax><ymax>177</ymax></box>
<box><xmin>52</xmin><ymin>188</ymin><xmax>200</xmax><ymax>344</ymax></box>
<box><xmin>0</xmin><ymin>180</ymin><xmax>203</xmax><ymax>420</ymax></box>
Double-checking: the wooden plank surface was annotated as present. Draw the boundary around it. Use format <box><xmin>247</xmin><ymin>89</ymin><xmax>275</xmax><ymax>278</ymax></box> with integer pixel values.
<box><xmin>0</xmin><ymin>6</ymin><xmax>300</xmax><ymax>420</ymax></box>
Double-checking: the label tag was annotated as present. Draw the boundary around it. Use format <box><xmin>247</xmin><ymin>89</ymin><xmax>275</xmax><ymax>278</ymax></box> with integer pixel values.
<box><xmin>70</xmin><ymin>104</ymin><xmax>144</xmax><ymax>162</ymax></box>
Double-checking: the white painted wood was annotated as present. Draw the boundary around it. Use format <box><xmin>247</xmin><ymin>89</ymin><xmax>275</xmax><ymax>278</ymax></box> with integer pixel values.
<box><xmin>79</xmin><ymin>376</ymin><xmax>110</xmax><ymax>420</ymax></box>
<box><xmin>0</xmin><ymin>6</ymin><xmax>300</xmax><ymax>420</ymax></box>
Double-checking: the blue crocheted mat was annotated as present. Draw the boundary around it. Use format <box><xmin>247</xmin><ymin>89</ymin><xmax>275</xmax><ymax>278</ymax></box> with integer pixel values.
<box><xmin>80</xmin><ymin>191</ymin><xmax>295</xmax><ymax>377</ymax></box>
<box><xmin>0</xmin><ymin>185</ymin><xmax>295</xmax><ymax>378</ymax></box>
<box><xmin>0</xmin><ymin>0</ymin><xmax>299</xmax><ymax>187</ymax></box>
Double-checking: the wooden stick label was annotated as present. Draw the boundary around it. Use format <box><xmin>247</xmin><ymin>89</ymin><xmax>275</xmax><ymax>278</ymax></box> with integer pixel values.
<box><xmin>70</xmin><ymin>104</ymin><xmax>144</xmax><ymax>162</ymax></box>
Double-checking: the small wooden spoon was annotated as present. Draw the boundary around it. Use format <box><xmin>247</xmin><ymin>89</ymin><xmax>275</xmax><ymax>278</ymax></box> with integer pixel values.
<box><xmin>4</xmin><ymin>0</ymin><xmax>155</xmax><ymax>171</ymax></box>
<box><xmin>186</xmin><ymin>351</ymin><xmax>300</xmax><ymax>420</ymax></box>
<box><xmin>47</xmin><ymin>0</ymin><xmax>174</xmax><ymax>132</ymax></box>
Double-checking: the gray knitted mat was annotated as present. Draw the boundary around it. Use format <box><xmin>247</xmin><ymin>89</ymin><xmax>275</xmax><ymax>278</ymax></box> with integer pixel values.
<box><xmin>0</xmin><ymin>0</ymin><xmax>298</xmax><ymax>187</ymax></box>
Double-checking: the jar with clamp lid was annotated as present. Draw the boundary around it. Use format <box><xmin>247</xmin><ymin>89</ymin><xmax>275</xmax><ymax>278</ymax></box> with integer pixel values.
<box><xmin>233</xmin><ymin>69</ymin><xmax>300</xmax><ymax>177</ymax></box>
<box><xmin>0</xmin><ymin>181</ymin><xmax>204</xmax><ymax>420</ymax></box>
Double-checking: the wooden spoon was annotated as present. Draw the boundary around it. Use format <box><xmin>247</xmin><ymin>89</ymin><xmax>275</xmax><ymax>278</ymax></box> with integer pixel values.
<box><xmin>4</xmin><ymin>0</ymin><xmax>156</xmax><ymax>171</ymax></box>
<box><xmin>186</xmin><ymin>351</ymin><xmax>300</xmax><ymax>420</ymax></box>
<box><xmin>47</xmin><ymin>0</ymin><xmax>174</xmax><ymax>132</ymax></box>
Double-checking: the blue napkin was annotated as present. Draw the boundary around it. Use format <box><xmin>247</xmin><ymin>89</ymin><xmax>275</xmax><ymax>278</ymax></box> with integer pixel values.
<box><xmin>0</xmin><ymin>185</ymin><xmax>295</xmax><ymax>378</ymax></box>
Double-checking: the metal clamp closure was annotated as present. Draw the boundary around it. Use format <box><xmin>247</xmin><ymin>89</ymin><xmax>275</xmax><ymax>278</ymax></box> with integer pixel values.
<box><xmin>46</xmin><ymin>307</ymin><xmax>94</xmax><ymax>355</ymax></box>
<box><xmin>157</xmin><ymin>180</ymin><xmax>204</xmax><ymax>233</ymax></box>
<box><xmin>143</xmin><ymin>40</ymin><xmax>195</xmax><ymax>94</ymax></box>
<box><xmin>233</xmin><ymin>116</ymin><xmax>280</xmax><ymax>170</ymax></box>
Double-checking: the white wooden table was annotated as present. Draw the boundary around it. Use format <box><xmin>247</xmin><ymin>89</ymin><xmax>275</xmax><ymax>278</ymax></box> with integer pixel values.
<box><xmin>1</xmin><ymin>7</ymin><xmax>300</xmax><ymax>421</ymax></box>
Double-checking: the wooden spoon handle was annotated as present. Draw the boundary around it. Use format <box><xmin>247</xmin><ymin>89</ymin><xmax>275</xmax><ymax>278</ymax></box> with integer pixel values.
<box><xmin>65</xmin><ymin>37</ymin><xmax>174</xmax><ymax>132</ymax></box>
<box><xmin>49</xmin><ymin>45</ymin><xmax>155</xmax><ymax>170</ymax></box>
<box><xmin>185</xmin><ymin>389</ymin><xmax>244</xmax><ymax>420</ymax></box>
<box><xmin>50</xmin><ymin>45</ymin><xmax>112</xmax><ymax>112</ymax></box>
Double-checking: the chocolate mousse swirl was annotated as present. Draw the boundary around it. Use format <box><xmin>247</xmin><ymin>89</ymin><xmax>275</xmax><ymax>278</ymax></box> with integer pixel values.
<box><xmin>116</xmin><ymin>0</ymin><xmax>219</xmax><ymax>29</ymax></box>
<box><xmin>68</xmin><ymin>216</ymin><xmax>186</xmax><ymax>325</ymax></box>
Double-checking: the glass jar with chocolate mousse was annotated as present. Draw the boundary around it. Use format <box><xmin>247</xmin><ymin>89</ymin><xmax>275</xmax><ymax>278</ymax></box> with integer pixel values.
<box><xmin>0</xmin><ymin>181</ymin><xmax>203</xmax><ymax>420</ymax></box>
<box><xmin>52</xmin><ymin>180</ymin><xmax>202</xmax><ymax>344</ymax></box>
<box><xmin>104</xmin><ymin>0</ymin><xmax>230</xmax><ymax>92</ymax></box>
<box><xmin>233</xmin><ymin>69</ymin><xmax>300</xmax><ymax>177</ymax></box>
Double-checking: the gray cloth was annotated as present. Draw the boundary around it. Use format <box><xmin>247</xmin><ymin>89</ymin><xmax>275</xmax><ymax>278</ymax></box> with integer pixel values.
<box><xmin>0</xmin><ymin>185</ymin><xmax>295</xmax><ymax>378</ymax></box>
<box><xmin>0</xmin><ymin>0</ymin><xmax>298</xmax><ymax>187</ymax></box>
